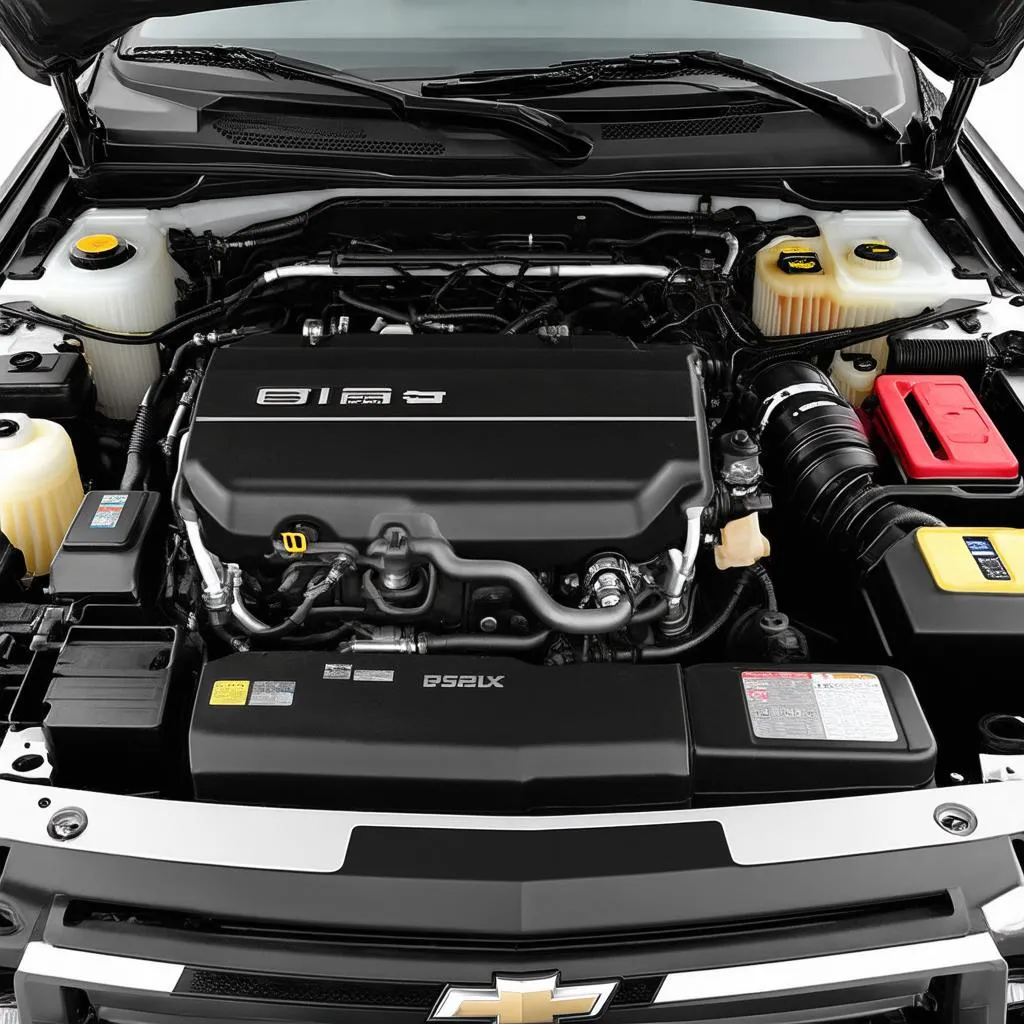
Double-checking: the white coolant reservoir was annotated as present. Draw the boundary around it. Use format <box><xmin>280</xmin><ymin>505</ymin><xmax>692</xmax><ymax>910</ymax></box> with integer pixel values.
<box><xmin>0</xmin><ymin>212</ymin><xmax>182</xmax><ymax>419</ymax></box>
<box><xmin>752</xmin><ymin>211</ymin><xmax>992</xmax><ymax>363</ymax></box>
<box><xmin>0</xmin><ymin>413</ymin><xmax>83</xmax><ymax>575</ymax></box>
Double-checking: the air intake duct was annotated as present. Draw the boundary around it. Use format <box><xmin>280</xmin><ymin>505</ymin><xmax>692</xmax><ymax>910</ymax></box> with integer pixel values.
<box><xmin>887</xmin><ymin>334</ymin><xmax>995</xmax><ymax>379</ymax></box>
<box><xmin>749</xmin><ymin>361</ymin><xmax>940</xmax><ymax>570</ymax></box>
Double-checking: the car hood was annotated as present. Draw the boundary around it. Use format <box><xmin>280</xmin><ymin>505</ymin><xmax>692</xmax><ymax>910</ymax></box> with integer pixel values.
<box><xmin>0</xmin><ymin>0</ymin><xmax>1022</xmax><ymax>84</ymax></box>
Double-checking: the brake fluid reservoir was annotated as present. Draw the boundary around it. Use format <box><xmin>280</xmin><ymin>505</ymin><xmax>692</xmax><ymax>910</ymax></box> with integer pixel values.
<box><xmin>829</xmin><ymin>351</ymin><xmax>880</xmax><ymax>407</ymax></box>
<box><xmin>0</xmin><ymin>413</ymin><xmax>83</xmax><ymax>575</ymax></box>
<box><xmin>0</xmin><ymin>213</ymin><xmax>181</xmax><ymax>419</ymax></box>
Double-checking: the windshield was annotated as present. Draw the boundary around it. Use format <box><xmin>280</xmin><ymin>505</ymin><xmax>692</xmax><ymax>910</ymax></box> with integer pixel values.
<box><xmin>126</xmin><ymin>0</ymin><xmax>903</xmax><ymax>100</ymax></box>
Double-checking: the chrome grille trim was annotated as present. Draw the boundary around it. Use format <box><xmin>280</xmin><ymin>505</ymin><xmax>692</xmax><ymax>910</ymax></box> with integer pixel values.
<box><xmin>18</xmin><ymin>942</ymin><xmax>184</xmax><ymax>992</ymax></box>
<box><xmin>655</xmin><ymin>932</ymin><xmax>1003</xmax><ymax>1003</ymax></box>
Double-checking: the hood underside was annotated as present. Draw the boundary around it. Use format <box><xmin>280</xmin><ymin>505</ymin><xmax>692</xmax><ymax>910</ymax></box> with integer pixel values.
<box><xmin>0</xmin><ymin>0</ymin><xmax>1023</xmax><ymax>85</ymax></box>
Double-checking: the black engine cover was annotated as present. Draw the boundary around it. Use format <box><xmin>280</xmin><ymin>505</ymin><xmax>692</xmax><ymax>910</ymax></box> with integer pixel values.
<box><xmin>182</xmin><ymin>334</ymin><xmax>711</xmax><ymax>564</ymax></box>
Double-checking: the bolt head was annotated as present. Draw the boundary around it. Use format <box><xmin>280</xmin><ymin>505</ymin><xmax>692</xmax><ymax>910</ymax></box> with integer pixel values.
<box><xmin>934</xmin><ymin>803</ymin><xmax>977</xmax><ymax>836</ymax></box>
<box><xmin>47</xmin><ymin>807</ymin><xmax>88</xmax><ymax>842</ymax></box>
<box><xmin>479</xmin><ymin>616</ymin><xmax>499</xmax><ymax>633</ymax></box>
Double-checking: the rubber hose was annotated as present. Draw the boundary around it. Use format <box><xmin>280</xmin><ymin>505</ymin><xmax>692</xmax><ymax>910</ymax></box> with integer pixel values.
<box><xmin>418</xmin><ymin>311</ymin><xmax>508</xmax><ymax>328</ymax></box>
<box><xmin>750</xmin><ymin>563</ymin><xmax>778</xmax><ymax>611</ymax></box>
<box><xmin>407</xmin><ymin>537</ymin><xmax>633</xmax><ymax>635</ymax></box>
<box><xmin>631</xmin><ymin>596</ymin><xmax>669</xmax><ymax>626</ymax></box>
<box><xmin>888</xmin><ymin>335</ymin><xmax>995</xmax><ymax>376</ymax></box>
<box><xmin>119</xmin><ymin>395</ymin><xmax>155</xmax><ymax>490</ymax></box>
<box><xmin>749</xmin><ymin>361</ymin><xmax>942</xmax><ymax>570</ymax></box>
<box><xmin>978</xmin><ymin>713</ymin><xmax>1024</xmax><ymax>755</ymax></box>
<box><xmin>502</xmin><ymin>302</ymin><xmax>557</xmax><ymax>335</ymax></box>
<box><xmin>640</xmin><ymin>573</ymin><xmax>753</xmax><ymax>661</ymax></box>
<box><xmin>245</xmin><ymin>594</ymin><xmax>316</xmax><ymax>642</ymax></box>
<box><xmin>421</xmin><ymin>630</ymin><xmax>552</xmax><ymax>653</ymax></box>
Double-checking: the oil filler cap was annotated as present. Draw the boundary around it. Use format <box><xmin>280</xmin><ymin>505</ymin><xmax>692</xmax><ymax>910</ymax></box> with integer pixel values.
<box><xmin>70</xmin><ymin>233</ymin><xmax>133</xmax><ymax>270</ymax></box>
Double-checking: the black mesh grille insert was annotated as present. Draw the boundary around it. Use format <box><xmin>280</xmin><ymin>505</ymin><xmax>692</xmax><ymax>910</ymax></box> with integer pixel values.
<box><xmin>182</xmin><ymin>969</ymin><xmax>663</xmax><ymax>1011</ymax></box>
<box><xmin>601</xmin><ymin>114</ymin><xmax>763</xmax><ymax>140</ymax></box>
<box><xmin>211</xmin><ymin>115</ymin><xmax>446</xmax><ymax>155</ymax></box>
<box><xmin>184</xmin><ymin>969</ymin><xmax>444</xmax><ymax>1009</ymax></box>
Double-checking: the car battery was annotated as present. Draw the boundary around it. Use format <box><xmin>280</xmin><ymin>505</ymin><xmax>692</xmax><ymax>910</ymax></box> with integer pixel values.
<box><xmin>685</xmin><ymin>664</ymin><xmax>936</xmax><ymax>800</ymax></box>
<box><xmin>875</xmin><ymin>375</ymin><xmax>1019</xmax><ymax>482</ymax></box>
<box><xmin>865</xmin><ymin>526</ymin><xmax>1024</xmax><ymax>687</ymax></box>
<box><xmin>190</xmin><ymin>653</ymin><xmax>692</xmax><ymax>813</ymax></box>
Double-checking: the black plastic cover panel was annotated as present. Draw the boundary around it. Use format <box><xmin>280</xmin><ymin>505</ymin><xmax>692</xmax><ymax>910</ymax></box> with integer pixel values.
<box><xmin>190</xmin><ymin>651</ymin><xmax>691</xmax><ymax>812</ymax></box>
<box><xmin>182</xmin><ymin>335</ymin><xmax>711</xmax><ymax>565</ymax></box>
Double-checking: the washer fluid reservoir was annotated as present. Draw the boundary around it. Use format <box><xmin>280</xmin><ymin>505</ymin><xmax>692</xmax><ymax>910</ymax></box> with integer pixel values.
<box><xmin>0</xmin><ymin>213</ymin><xmax>182</xmax><ymax>419</ymax></box>
<box><xmin>0</xmin><ymin>413</ymin><xmax>83</xmax><ymax>575</ymax></box>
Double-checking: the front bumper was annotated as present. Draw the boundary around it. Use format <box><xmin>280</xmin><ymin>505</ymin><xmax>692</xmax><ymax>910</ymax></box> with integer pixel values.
<box><xmin>2</xmin><ymin>780</ymin><xmax>1024</xmax><ymax>1024</ymax></box>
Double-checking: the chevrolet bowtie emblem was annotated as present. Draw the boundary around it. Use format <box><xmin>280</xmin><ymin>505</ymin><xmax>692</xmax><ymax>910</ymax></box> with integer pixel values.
<box><xmin>430</xmin><ymin>973</ymin><xmax>618</xmax><ymax>1024</ymax></box>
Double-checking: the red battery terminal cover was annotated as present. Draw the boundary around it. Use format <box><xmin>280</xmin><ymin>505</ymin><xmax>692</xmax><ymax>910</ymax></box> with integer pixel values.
<box><xmin>875</xmin><ymin>374</ymin><xmax>1019</xmax><ymax>481</ymax></box>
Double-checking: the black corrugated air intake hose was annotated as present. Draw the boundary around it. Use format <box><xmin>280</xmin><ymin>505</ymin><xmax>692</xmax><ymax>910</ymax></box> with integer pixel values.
<box><xmin>748</xmin><ymin>361</ymin><xmax>942</xmax><ymax>571</ymax></box>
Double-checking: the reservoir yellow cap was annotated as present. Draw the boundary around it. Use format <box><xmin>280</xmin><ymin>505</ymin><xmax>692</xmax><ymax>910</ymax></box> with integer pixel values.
<box><xmin>75</xmin><ymin>233</ymin><xmax>120</xmax><ymax>254</ymax></box>
<box><xmin>70</xmin><ymin>233</ymin><xmax>132</xmax><ymax>269</ymax></box>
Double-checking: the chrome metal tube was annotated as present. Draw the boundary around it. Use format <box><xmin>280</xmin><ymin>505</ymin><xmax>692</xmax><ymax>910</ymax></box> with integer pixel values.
<box><xmin>263</xmin><ymin>262</ymin><xmax>682</xmax><ymax>283</ymax></box>
<box><xmin>183</xmin><ymin>517</ymin><xmax>227</xmax><ymax>615</ymax></box>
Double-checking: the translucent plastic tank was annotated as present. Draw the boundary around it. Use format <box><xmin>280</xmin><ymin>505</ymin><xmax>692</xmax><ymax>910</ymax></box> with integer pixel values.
<box><xmin>829</xmin><ymin>351</ymin><xmax>880</xmax><ymax>407</ymax></box>
<box><xmin>0</xmin><ymin>212</ymin><xmax>183</xmax><ymax>419</ymax></box>
<box><xmin>0</xmin><ymin>413</ymin><xmax>83</xmax><ymax>575</ymax></box>
<box><xmin>753</xmin><ymin>212</ymin><xmax>992</xmax><ymax>366</ymax></box>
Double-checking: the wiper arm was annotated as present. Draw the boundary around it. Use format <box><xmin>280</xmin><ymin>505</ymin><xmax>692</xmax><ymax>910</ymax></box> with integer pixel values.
<box><xmin>120</xmin><ymin>45</ymin><xmax>594</xmax><ymax>164</ymax></box>
<box><xmin>423</xmin><ymin>50</ymin><xmax>901</xmax><ymax>143</ymax></box>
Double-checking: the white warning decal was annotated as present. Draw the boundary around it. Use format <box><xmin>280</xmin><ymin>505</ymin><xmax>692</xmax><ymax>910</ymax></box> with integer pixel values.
<box><xmin>742</xmin><ymin>671</ymin><xmax>898</xmax><ymax>743</ymax></box>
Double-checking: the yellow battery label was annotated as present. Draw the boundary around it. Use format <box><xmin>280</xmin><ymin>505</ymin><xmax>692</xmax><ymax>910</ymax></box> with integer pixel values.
<box><xmin>210</xmin><ymin>679</ymin><xmax>251</xmax><ymax>705</ymax></box>
<box><xmin>917</xmin><ymin>527</ymin><xmax>1024</xmax><ymax>594</ymax></box>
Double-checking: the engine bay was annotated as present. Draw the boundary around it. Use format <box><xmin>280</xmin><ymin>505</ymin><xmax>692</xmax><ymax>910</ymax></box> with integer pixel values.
<box><xmin>1</xmin><ymin>190</ymin><xmax>1023</xmax><ymax>812</ymax></box>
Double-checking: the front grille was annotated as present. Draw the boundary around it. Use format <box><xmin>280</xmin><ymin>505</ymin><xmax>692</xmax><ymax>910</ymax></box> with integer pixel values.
<box><xmin>64</xmin><ymin>891</ymin><xmax>955</xmax><ymax>955</ymax></box>
<box><xmin>211</xmin><ymin>115</ymin><xmax>447</xmax><ymax>156</ymax></box>
<box><xmin>182</xmin><ymin>969</ymin><xmax>663</xmax><ymax>1010</ymax></box>
<box><xmin>600</xmin><ymin>113</ymin><xmax>763</xmax><ymax>140</ymax></box>
<box><xmin>186</xmin><ymin>970</ymin><xmax>443</xmax><ymax>1009</ymax></box>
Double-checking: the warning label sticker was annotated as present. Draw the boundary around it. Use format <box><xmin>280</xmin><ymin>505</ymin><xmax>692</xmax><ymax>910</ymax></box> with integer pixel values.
<box><xmin>249</xmin><ymin>680</ymin><xmax>295</xmax><ymax>707</ymax></box>
<box><xmin>353</xmin><ymin>668</ymin><xmax>395</xmax><ymax>683</ymax></box>
<box><xmin>210</xmin><ymin>679</ymin><xmax>250</xmax><ymax>706</ymax></box>
<box><xmin>90</xmin><ymin>493</ymin><xmax>128</xmax><ymax>529</ymax></box>
<box><xmin>323</xmin><ymin>663</ymin><xmax>352</xmax><ymax>680</ymax></box>
<box><xmin>742</xmin><ymin>671</ymin><xmax>898</xmax><ymax>743</ymax></box>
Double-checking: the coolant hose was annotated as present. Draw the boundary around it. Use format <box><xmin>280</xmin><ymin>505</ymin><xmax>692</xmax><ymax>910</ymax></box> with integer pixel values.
<box><xmin>420</xmin><ymin>630</ymin><xmax>552</xmax><ymax>653</ymax></box>
<box><xmin>749</xmin><ymin>361</ymin><xmax>942</xmax><ymax>570</ymax></box>
<box><xmin>407</xmin><ymin>537</ymin><xmax>634</xmax><ymax>634</ymax></box>
<box><xmin>639</xmin><ymin>572</ymin><xmax>754</xmax><ymax>661</ymax></box>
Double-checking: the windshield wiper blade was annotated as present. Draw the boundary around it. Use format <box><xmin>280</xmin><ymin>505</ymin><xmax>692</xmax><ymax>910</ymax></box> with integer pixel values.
<box><xmin>120</xmin><ymin>45</ymin><xmax>594</xmax><ymax>164</ymax></box>
<box><xmin>423</xmin><ymin>50</ymin><xmax>901</xmax><ymax>143</ymax></box>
